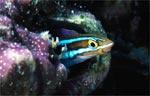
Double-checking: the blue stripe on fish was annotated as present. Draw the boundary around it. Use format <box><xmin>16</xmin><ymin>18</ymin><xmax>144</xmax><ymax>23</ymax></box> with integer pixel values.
<box><xmin>57</xmin><ymin>37</ymin><xmax>105</xmax><ymax>46</ymax></box>
<box><xmin>60</xmin><ymin>47</ymin><xmax>96</xmax><ymax>60</ymax></box>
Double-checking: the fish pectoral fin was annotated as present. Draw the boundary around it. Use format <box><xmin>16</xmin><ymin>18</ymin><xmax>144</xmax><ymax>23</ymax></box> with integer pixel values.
<box><xmin>61</xmin><ymin>44</ymin><xmax>67</xmax><ymax>52</ymax></box>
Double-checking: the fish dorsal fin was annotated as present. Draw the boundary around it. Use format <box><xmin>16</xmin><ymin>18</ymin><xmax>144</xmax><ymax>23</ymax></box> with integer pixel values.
<box><xmin>50</xmin><ymin>28</ymin><xmax>79</xmax><ymax>40</ymax></box>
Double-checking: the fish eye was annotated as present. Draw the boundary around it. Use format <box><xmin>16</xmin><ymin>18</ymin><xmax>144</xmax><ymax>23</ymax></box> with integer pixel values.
<box><xmin>90</xmin><ymin>42</ymin><xmax>96</xmax><ymax>47</ymax></box>
<box><xmin>88</xmin><ymin>40</ymin><xmax>98</xmax><ymax>48</ymax></box>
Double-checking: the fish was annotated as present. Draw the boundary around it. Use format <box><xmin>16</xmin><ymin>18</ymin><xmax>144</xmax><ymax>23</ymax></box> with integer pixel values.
<box><xmin>52</xmin><ymin>28</ymin><xmax>114</xmax><ymax>67</ymax></box>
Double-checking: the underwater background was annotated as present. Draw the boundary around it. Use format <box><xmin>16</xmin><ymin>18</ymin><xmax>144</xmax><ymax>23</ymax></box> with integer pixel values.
<box><xmin>88</xmin><ymin>1</ymin><xmax>149</xmax><ymax>95</ymax></box>
<box><xmin>0</xmin><ymin>0</ymin><xmax>149</xmax><ymax>95</ymax></box>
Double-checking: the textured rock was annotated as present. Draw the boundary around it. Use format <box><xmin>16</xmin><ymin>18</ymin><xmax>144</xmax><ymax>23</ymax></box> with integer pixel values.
<box><xmin>0</xmin><ymin>0</ymin><xmax>114</xmax><ymax>95</ymax></box>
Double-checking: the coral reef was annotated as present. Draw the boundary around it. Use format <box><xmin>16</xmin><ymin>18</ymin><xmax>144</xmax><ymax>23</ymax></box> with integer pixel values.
<box><xmin>0</xmin><ymin>0</ymin><xmax>112</xmax><ymax>95</ymax></box>
<box><xmin>0</xmin><ymin>0</ymin><xmax>148</xmax><ymax>95</ymax></box>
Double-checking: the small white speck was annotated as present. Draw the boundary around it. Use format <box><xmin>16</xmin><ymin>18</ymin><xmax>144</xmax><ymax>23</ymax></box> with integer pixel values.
<box><xmin>4</xmin><ymin>17</ymin><xmax>7</xmax><ymax>21</ymax></box>
<box><xmin>24</xmin><ymin>28</ymin><xmax>28</xmax><ymax>31</ymax></box>
<box><xmin>41</xmin><ymin>53</ymin><xmax>44</xmax><ymax>56</ymax></box>
<box><xmin>1</xmin><ymin>74</ymin><xmax>4</xmax><ymax>78</ymax></box>
<box><xmin>11</xmin><ymin>31</ymin><xmax>14</xmax><ymax>36</ymax></box>
<box><xmin>4</xmin><ymin>53</ymin><xmax>7</xmax><ymax>56</ymax></box>
<box><xmin>10</xmin><ymin>44</ymin><xmax>14</xmax><ymax>47</ymax></box>
<box><xmin>71</xmin><ymin>10</ymin><xmax>74</xmax><ymax>14</ymax></box>
<box><xmin>26</xmin><ymin>10</ymin><xmax>30</xmax><ymax>14</ymax></box>
<box><xmin>0</xmin><ymin>47</ymin><xmax>4</xmax><ymax>50</ymax></box>
<box><xmin>34</xmin><ymin>42</ymin><xmax>37</xmax><ymax>44</ymax></box>
<box><xmin>11</xmin><ymin>49</ymin><xmax>15</xmax><ymax>52</ymax></box>
<box><xmin>21</xmin><ymin>34</ymin><xmax>24</xmax><ymax>37</ymax></box>
<box><xmin>22</xmin><ymin>52</ymin><xmax>25</xmax><ymax>55</ymax></box>
<box><xmin>20</xmin><ymin>50</ymin><xmax>24</xmax><ymax>52</ymax></box>
<box><xmin>3</xmin><ymin>50</ymin><xmax>6</xmax><ymax>53</ymax></box>
<box><xmin>3</xmin><ymin>63</ymin><xmax>6</xmax><ymax>66</ymax></box>
<box><xmin>14</xmin><ymin>42</ymin><xmax>17</xmax><ymax>45</ymax></box>
<box><xmin>35</xmin><ymin>37</ymin><xmax>38</xmax><ymax>39</ymax></box>
<box><xmin>41</xmin><ymin>42</ymin><xmax>44</xmax><ymax>45</ymax></box>
<box><xmin>46</xmin><ymin>81</ymin><xmax>51</xmax><ymax>85</ymax></box>
<box><xmin>0</xmin><ymin>56</ymin><xmax>2</xmax><ymax>58</ymax></box>
<box><xmin>40</xmin><ymin>62</ymin><xmax>43</xmax><ymax>64</ymax></box>
<box><xmin>27</xmin><ymin>54</ymin><xmax>30</xmax><ymax>57</ymax></box>
<box><xmin>37</xmin><ymin>39</ymin><xmax>40</xmax><ymax>42</ymax></box>
<box><xmin>31</xmin><ymin>41</ymin><xmax>34</xmax><ymax>44</ymax></box>
<box><xmin>79</xmin><ymin>6</ymin><xmax>82</xmax><ymax>8</ymax></box>
<box><xmin>10</xmin><ymin>10</ymin><xmax>14</xmax><ymax>13</ymax></box>
<box><xmin>38</xmin><ymin>45</ymin><xmax>41</xmax><ymax>48</ymax></box>
<box><xmin>31</xmin><ymin>45</ymin><xmax>34</xmax><ymax>47</ymax></box>
<box><xmin>11</xmin><ymin>58</ymin><xmax>15</xmax><ymax>61</ymax></box>
<box><xmin>0</xmin><ymin>66</ymin><xmax>2</xmax><ymax>70</ymax></box>
<box><xmin>30</xmin><ymin>88</ymin><xmax>33</xmax><ymax>91</ymax></box>
<box><xmin>43</xmin><ymin>48</ymin><xmax>46</xmax><ymax>50</ymax></box>
<box><xmin>58</xmin><ymin>82</ymin><xmax>61</xmax><ymax>85</ymax></box>
<box><xmin>9</xmin><ymin>82</ymin><xmax>13</xmax><ymax>86</ymax></box>
<box><xmin>21</xmin><ymin>71</ymin><xmax>24</xmax><ymax>75</ymax></box>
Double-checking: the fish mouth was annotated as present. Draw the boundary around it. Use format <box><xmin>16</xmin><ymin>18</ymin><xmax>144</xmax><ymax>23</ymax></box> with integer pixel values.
<box><xmin>98</xmin><ymin>42</ymin><xmax>114</xmax><ymax>54</ymax></box>
<box><xmin>76</xmin><ymin>42</ymin><xmax>114</xmax><ymax>58</ymax></box>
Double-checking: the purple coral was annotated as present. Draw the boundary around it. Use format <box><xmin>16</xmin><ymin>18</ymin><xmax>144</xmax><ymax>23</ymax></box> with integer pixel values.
<box><xmin>0</xmin><ymin>41</ymin><xmax>36</xmax><ymax>95</ymax></box>
<box><xmin>0</xmin><ymin>0</ymin><xmax>68</xmax><ymax>95</ymax></box>
<box><xmin>0</xmin><ymin>41</ymin><xmax>35</xmax><ymax>79</ymax></box>
<box><xmin>0</xmin><ymin>0</ymin><xmax>111</xmax><ymax>95</ymax></box>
